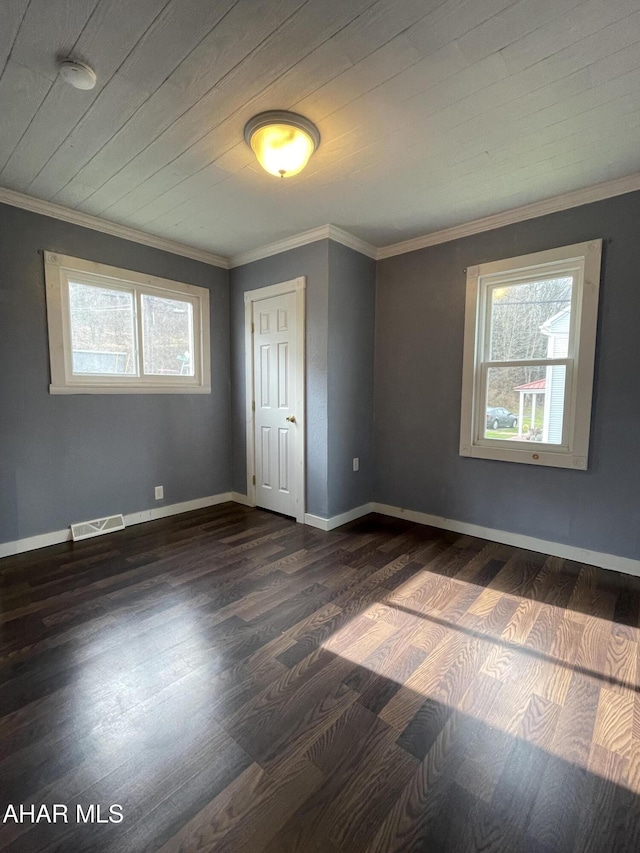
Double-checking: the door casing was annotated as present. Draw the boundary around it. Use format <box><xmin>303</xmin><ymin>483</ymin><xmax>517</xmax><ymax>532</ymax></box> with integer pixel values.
<box><xmin>244</xmin><ymin>277</ymin><xmax>306</xmax><ymax>522</ymax></box>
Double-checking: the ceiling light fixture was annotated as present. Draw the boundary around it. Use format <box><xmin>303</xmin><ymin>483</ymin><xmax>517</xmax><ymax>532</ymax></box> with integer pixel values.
<box><xmin>59</xmin><ymin>59</ymin><xmax>97</xmax><ymax>90</ymax></box>
<box><xmin>244</xmin><ymin>111</ymin><xmax>320</xmax><ymax>178</ymax></box>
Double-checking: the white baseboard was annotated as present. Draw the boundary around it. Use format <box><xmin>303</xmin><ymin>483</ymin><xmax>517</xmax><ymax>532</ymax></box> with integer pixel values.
<box><xmin>372</xmin><ymin>503</ymin><xmax>640</xmax><ymax>578</ymax></box>
<box><xmin>303</xmin><ymin>514</ymin><xmax>329</xmax><ymax>531</ymax></box>
<box><xmin>231</xmin><ymin>491</ymin><xmax>255</xmax><ymax>507</ymax></box>
<box><xmin>125</xmin><ymin>493</ymin><xmax>233</xmax><ymax>526</ymax></box>
<box><xmin>0</xmin><ymin>493</ymin><xmax>234</xmax><ymax>558</ymax></box>
<box><xmin>304</xmin><ymin>503</ymin><xmax>374</xmax><ymax>531</ymax></box>
<box><xmin>0</xmin><ymin>528</ymin><xmax>72</xmax><ymax>558</ymax></box>
<box><xmin>3</xmin><ymin>493</ymin><xmax>638</xmax><ymax>578</ymax></box>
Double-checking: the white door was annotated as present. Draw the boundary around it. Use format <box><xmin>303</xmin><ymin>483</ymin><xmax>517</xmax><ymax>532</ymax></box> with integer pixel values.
<box><xmin>252</xmin><ymin>289</ymin><xmax>301</xmax><ymax>518</ymax></box>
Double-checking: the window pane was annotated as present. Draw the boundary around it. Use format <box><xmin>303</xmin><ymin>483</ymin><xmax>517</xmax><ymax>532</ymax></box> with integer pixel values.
<box><xmin>141</xmin><ymin>294</ymin><xmax>195</xmax><ymax>376</ymax></box>
<box><xmin>69</xmin><ymin>281</ymin><xmax>136</xmax><ymax>375</ymax></box>
<box><xmin>485</xmin><ymin>364</ymin><xmax>566</xmax><ymax>444</ymax></box>
<box><xmin>489</xmin><ymin>277</ymin><xmax>572</xmax><ymax>361</ymax></box>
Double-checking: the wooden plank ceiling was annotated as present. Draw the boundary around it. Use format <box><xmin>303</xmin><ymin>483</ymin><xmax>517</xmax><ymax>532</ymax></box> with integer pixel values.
<box><xmin>1</xmin><ymin>0</ymin><xmax>640</xmax><ymax>257</ymax></box>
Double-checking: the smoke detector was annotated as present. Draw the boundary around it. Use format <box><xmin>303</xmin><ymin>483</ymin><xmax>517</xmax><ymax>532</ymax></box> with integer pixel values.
<box><xmin>59</xmin><ymin>60</ymin><xmax>96</xmax><ymax>90</ymax></box>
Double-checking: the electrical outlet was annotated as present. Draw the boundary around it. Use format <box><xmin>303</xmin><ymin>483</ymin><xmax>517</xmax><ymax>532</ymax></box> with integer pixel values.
<box><xmin>154</xmin><ymin>485</ymin><xmax>164</xmax><ymax>501</ymax></box>
<box><xmin>352</xmin><ymin>457</ymin><xmax>359</xmax><ymax>472</ymax></box>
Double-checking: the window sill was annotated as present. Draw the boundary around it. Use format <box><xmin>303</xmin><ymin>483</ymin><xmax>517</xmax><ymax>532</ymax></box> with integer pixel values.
<box><xmin>49</xmin><ymin>384</ymin><xmax>212</xmax><ymax>395</ymax></box>
<box><xmin>460</xmin><ymin>443</ymin><xmax>587</xmax><ymax>470</ymax></box>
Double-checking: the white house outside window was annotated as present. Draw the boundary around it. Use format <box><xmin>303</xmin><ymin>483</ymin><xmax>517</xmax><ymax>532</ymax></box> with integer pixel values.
<box><xmin>44</xmin><ymin>252</ymin><xmax>211</xmax><ymax>394</ymax></box>
<box><xmin>459</xmin><ymin>240</ymin><xmax>602</xmax><ymax>469</ymax></box>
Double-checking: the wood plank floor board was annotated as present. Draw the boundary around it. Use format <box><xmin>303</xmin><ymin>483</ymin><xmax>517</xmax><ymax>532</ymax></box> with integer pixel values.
<box><xmin>605</xmin><ymin>632</ymin><xmax>638</xmax><ymax>691</ymax></box>
<box><xmin>263</xmin><ymin>716</ymin><xmax>418</xmax><ymax>853</ymax></box>
<box><xmin>463</xmin><ymin>557</ymin><xmax>507</xmax><ymax>589</ymax></box>
<box><xmin>419</xmin><ymin>779</ymin><xmax>479</xmax><ymax>852</ymax></box>
<box><xmin>2</xmin><ymin>706</ymin><xmax>252</xmax><ymax>852</ymax></box>
<box><xmin>491</xmin><ymin>737</ymin><xmax>552</xmax><ymax>836</ymax></box>
<box><xmin>454</xmin><ymin>725</ymin><xmax>514</xmax><ymax>805</ymax></box>
<box><xmin>365</xmin><ymin>710</ymin><xmax>479</xmax><ymax>853</ymax></box>
<box><xmin>472</xmin><ymin>593</ymin><xmax>521</xmax><ymax>636</ymax></box>
<box><xmin>304</xmin><ymin>700</ymin><xmax>385</xmax><ymax>775</ymax></box>
<box><xmin>396</xmin><ymin>696</ymin><xmax>455</xmax><ymax>762</ymax></box>
<box><xmin>525</xmin><ymin>601</ymin><xmax>567</xmax><ymax>655</ymax></box>
<box><xmin>157</xmin><ymin>756</ymin><xmax>326</xmax><ymax>853</ymax></box>
<box><xmin>378</xmin><ymin>630</ymin><xmax>472</xmax><ymax>731</ymax></box>
<box><xmin>611</xmin><ymin>583</ymin><xmax>640</xmax><ymax>638</ymax></box>
<box><xmin>345</xmin><ymin>640</ymin><xmax>428</xmax><ymax>716</ymax></box>
<box><xmin>2</xmin><ymin>504</ymin><xmax>640</xmax><ymax>852</ymax></box>
<box><xmin>450</xmin><ymin>543</ymin><xmax>509</xmax><ymax>582</ymax></box>
<box><xmin>541</xmin><ymin>562</ymin><xmax>581</xmax><ymax>609</ymax></box>
<box><xmin>527</xmin><ymin>757</ymin><xmax>590</xmax><ymax>851</ymax></box>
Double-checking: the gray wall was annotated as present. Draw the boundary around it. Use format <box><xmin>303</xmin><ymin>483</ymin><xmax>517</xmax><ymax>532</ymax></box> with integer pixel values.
<box><xmin>0</xmin><ymin>203</ymin><xmax>231</xmax><ymax>544</ymax></box>
<box><xmin>5</xmin><ymin>189</ymin><xmax>637</xmax><ymax>561</ymax></box>
<box><xmin>327</xmin><ymin>241</ymin><xmax>376</xmax><ymax>517</ymax></box>
<box><xmin>374</xmin><ymin>191</ymin><xmax>640</xmax><ymax>561</ymax></box>
<box><xmin>229</xmin><ymin>241</ymin><xmax>330</xmax><ymax>517</ymax></box>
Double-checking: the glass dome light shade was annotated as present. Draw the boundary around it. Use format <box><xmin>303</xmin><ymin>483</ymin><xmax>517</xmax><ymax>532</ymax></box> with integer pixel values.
<box><xmin>244</xmin><ymin>112</ymin><xmax>320</xmax><ymax>178</ymax></box>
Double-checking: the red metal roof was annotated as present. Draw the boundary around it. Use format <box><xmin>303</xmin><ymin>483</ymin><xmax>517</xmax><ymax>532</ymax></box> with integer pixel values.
<box><xmin>514</xmin><ymin>378</ymin><xmax>546</xmax><ymax>391</ymax></box>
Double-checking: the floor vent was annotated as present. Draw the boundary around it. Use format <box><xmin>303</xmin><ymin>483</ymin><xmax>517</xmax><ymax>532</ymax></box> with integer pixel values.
<box><xmin>70</xmin><ymin>514</ymin><xmax>125</xmax><ymax>542</ymax></box>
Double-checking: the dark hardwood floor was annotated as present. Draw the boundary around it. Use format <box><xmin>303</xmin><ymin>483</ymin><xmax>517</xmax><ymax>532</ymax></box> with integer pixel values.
<box><xmin>1</xmin><ymin>502</ymin><xmax>640</xmax><ymax>851</ymax></box>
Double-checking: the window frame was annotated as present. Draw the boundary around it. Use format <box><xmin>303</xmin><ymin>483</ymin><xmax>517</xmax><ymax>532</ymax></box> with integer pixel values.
<box><xmin>44</xmin><ymin>252</ymin><xmax>211</xmax><ymax>394</ymax></box>
<box><xmin>459</xmin><ymin>240</ymin><xmax>602</xmax><ymax>470</ymax></box>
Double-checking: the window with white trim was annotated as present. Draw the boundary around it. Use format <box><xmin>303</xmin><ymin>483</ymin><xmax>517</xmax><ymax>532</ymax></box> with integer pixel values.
<box><xmin>44</xmin><ymin>252</ymin><xmax>211</xmax><ymax>394</ymax></box>
<box><xmin>459</xmin><ymin>240</ymin><xmax>602</xmax><ymax>469</ymax></box>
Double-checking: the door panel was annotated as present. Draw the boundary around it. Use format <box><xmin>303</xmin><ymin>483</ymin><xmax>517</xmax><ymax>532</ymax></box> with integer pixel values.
<box><xmin>278</xmin><ymin>342</ymin><xmax>288</xmax><ymax>407</ymax></box>
<box><xmin>253</xmin><ymin>291</ymin><xmax>298</xmax><ymax>517</ymax></box>
<box><xmin>260</xmin><ymin>426</ymin><xmax>271</xmax><ymax>489</ymax></box>
<box><xmin>260</xmin><ymin>344</ymin><xmax>270</xmax><ymax>407</ymax></box>
<box><xmin>278</xmin><ymin>428</ymin><xmax>289</xmax><ymax>491</ymax></box>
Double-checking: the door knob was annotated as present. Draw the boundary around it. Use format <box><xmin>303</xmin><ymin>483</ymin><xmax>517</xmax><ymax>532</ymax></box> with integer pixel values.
<box><xmin>286</xmin><ymin>415</ymin><xmax>296</xmax><ymax>423</ymax></box>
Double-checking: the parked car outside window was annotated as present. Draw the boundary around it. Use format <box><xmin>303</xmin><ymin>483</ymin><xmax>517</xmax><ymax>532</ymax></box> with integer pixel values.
<box><xmin>486</xmin><ymin>407</ymin><xmax>518</xmax><ymax>429</ymax></box>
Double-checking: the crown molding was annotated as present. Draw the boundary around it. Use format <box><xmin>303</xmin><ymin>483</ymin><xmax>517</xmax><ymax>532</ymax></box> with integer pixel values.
<box><xmin>377</xmin><ymin>172</ymin><xmax>640</xmax><ymax>260</ymax></box>
<box><xmin>230</xmin><ymin>171</ymin><xmax>640</xmax><ymax>267</ymax></box>
<box><xmin>229</xmin><ymin>225</ymin><xmax>330</xmax><ymax>267</ymax></box>
<box><xmin>326</xmin><ymin>225</ymin><xmax>378</xmax><ymax>260</ymax></box>
<box><xmin>229</xmin><ymin>223</ymin><xmax>376</xmax><ymax>268</ymax></box>
<box><xmin>4</xmin><ymin>171</ymin><xmax>640</xmax><ymax>273</ymax></box>
<box><xmin>0</xmin><ymin>187</ymin><xmax>230</xmax><ymax>269</ymax></box>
